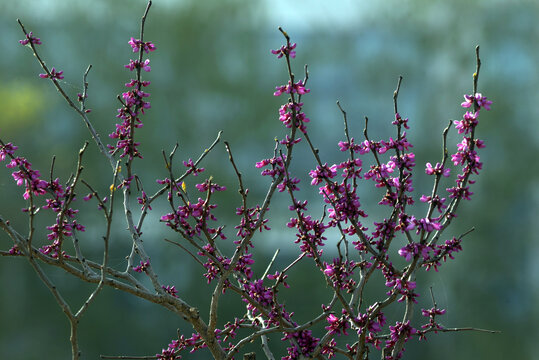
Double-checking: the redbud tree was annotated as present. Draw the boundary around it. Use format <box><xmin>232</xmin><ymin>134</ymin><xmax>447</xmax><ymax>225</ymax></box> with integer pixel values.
<box><xmin>1</xmin><ymin>2</ymin><xmax>496</xmax><ymax>359</ymax></box>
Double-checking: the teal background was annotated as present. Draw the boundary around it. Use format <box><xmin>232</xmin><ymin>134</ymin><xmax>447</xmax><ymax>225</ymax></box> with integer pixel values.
<box><xmin>0</xmin><ymin>0</ymin><xmax>537</xmax><ymax>358</ymax></box>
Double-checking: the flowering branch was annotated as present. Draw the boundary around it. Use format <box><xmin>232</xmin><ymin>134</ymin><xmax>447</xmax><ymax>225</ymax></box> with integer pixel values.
<box><xmin>1</xmin><ymin>2</ymin><xmax>497</xmax><ymax>360</ymax></box>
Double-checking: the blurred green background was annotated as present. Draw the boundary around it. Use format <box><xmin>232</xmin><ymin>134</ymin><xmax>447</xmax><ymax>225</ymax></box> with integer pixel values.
<box><xmin>1</xmin><ymin>0</ymin><xmax>537</xmax><ymax>358</ymax></box>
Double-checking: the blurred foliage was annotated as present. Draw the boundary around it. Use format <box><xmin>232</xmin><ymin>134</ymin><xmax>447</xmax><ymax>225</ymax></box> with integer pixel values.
<box><xmin>0</xmin><ymin>82</ymin><xmax>48</xmax><ymax>131</ymax></box>
<box><xmin>0</xmin><ymin>0</ymin><xmax>537</xmax><ymax>359</ymax></box>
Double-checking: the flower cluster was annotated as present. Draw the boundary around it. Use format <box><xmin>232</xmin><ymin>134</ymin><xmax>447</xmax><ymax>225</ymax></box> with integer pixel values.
<box><xmin>256</xmin><ymin>155</ymin><xmax>286</xmax><ymax>178</ymax></box>
<box><xmin>271</xmin><ymin>42</ymin><xmax>296</xmax><ymax>59</ymax></box>
<box><xmin>240</xmin><ymin>275</ymin><xmax>296</xmax><ymax>324</ymax></box>
<box><xmin>160</xmin><ymin>180</ymin><xmax>226</xmax><ymax>240</ymax></box>
<box><xmin>242</xmin><ymin>278</ymin><xmax>274</xmax><ymax>309</ymax></box>
<box><xmin>461</xmin><ymin>93</ymin><xmax>492</xmax><ymax>110</ymax></box>
<box><xmin>183</xmin><ymin>158</ymin><xmax>205</xmax><ymax>176</ymax></box>
<box><xmin>385</xmin><ymin>275</ymin><xmax>418</xmax><ymax>303</ymax></box>
<box><xmin>420</xmin><ymin>306</ymin><xmax>447</xmax><ymax>336</ymax></box>
<box><xmin>270</xmin><ymin>41</ymin><xmax>311</xmax><ymax>138</ymax></box>
<box><xmin>124</xmin><ymin>59</ymin><xmax>152</xmax><ymax>72</ymax></box>
<box><xmin>108</xmin><ymin>37</ymin><xmax>156</xmax><ymax>159</ymax></box>
<box><xmin>19</xmin><ymin>31</ymin><xmax>41</xmax><ymax>45</ymax></box>
<box><xmin>446</xmin><ymin>93</ymin><xmax>491</xmax><ymax>201</ymax></box>
<box><xmin>2</xmin><ymin>143</ymin><xmax>47</xmax><ymax>200</ymax></box>
<box><xmin>132</xmin><ymin>260</ymin><xmax>150</xmax><ymax>273</ymax></box>
<box><xmin>136</xmin><ymin>190</ymin><xmax>152</xmax><ymax>210</ymax></box>
<box><xmin>398</xmin><ymin>236</ymin><xmax>463</xmax><ymax>272</ymax></box>
<box><xmin>128</xmin><ymin>37</ymin><xmax>156</xmax><ymax>53</ymax></box>
<box><xmin>419</xmin><ymin>194</ymin><xmax>447</xmax><ymax>213</ymax></box>
<box><xmin>325</xmin><ymin>313</ymin><xmax>350</xmax><ymax>336</ymax></box>
<box><xmin>287</xmin><ymin>213</ymin><xmax>330</xmax><ymax>257</ymax></box>
<box><xmin>323</xmin><ymin>258</ymin><xmax>357</xmax><ymax>292</ymax></box>
<box><xmin>278</xmin><ymin>102</ymin><xmax>310</xmax><ymax>133</ymax></box>
<box><xmin>425</xmin><ymin>162</ymin><xmax>450</xmax><ymax>177</ymax></box>
<box><xmin>41</xmin><ymin>180</ymin><xmax>85</xmax><ymax>258</ymax></box>
<box><xmin>309</xmin><ymin>163</ymin><xmax>337</xmax><ymax>186</ymax></box>
<box><xmin>360</xmin><ymin>308</ymin><xmax>388</xmax><ymax>350</ymax></box>
<box><xmin>274</xmin><ymin>80</ymin><xmax>310</xmax><ymax>97</ymax></box>
<box><xmin>162</xmin><ymin>285</ymin><xmax>178</xmax><ymax>297</ymax></box>
<box><xmin>39</xmin><ymin>67</ymin><xmax>64</xmax><ymax>80</ymax></box>
<box><xmin>234</xmin><ymin>204</ymin><xmax>270</xmax><ymax>241</ymax></box>
<box><xmin>384</xmin><ymin>321</ymin><xmax>417</xmax><ymax>359</ymax></box>
<box><xmin>19</xmin><ymin>32</ymin><xmax>66</xmax><ymax>81</ymax></box>
<box><xmin>282</xmin><ymin>330</ymin><xmax>320</xmax><ymax>360</ymax></box>
<box><xmin>1</xmin><ymin>142</ymin><xmax>84</xmax><ymax>259</ymax></box>
<box><xmin>155</xmin><ymin>318</ymin><xmax>246</xmax><ymax>359</ymax></box>
<box><xmin>320</xmin><ymin>181</ymin><xmax>367</xmax><ymax>226</ymax></box>
<box><xmin>156</xmin><ymin>339</ymin><xmax>181</xmax><ymax>360</ymax></box>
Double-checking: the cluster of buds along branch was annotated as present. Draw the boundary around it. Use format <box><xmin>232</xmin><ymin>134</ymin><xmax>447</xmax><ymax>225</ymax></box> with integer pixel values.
<box><xmin>0</xmin><ymin>1</ymin><xmax>496</xmax><ymax>360</ymax></box>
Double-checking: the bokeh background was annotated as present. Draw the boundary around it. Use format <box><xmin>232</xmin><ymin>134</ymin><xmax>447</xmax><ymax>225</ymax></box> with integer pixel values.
<box><xmin>1</xmin><ymin>0</ymin><xmax>537</xmax><ymax>359</ymax></box>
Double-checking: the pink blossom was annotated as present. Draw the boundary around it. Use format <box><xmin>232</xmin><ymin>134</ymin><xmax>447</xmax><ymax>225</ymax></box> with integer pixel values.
<box><xmin>39</xmin><ymin>67</ymin><xmax>64</xmax><ymax>80</ymax></box>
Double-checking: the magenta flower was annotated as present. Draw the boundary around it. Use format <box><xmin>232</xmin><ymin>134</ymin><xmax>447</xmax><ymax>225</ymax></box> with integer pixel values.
<box><xmin>0</xmin><ymin>142</ymin><xmax>18</xmax><ymax>161</ymax></box>
<box><xmin>398</xmin><ymin>243</ymin><xmax>431</xmax><ymax>262</ymax></box>
<box><xmin>133</xmin><ymin>260</ymin><xmax>150</xmax><ymax>273</ymax></box>
<box><xmin>183</xmin><ymin>158</ymin><xmax>205</xmax><ymax>176</ymax></box>
<box><xmin>39</xmin><ymin>67</ymin><xmax>64</xmax><ymax>80</ymax></box>
<box><xmin>8</xmin><ymin>245</ymin><xmax>22</xmax><ymax>255</ymax></box>
<box><xmin>454</xmin><ymin>111</ymin><xmax>478</xmax><ymax>134</ymax></box>
<box><xmin>392</xmin><ymin>112</ymin><xmax>410</xmax><ymax>129</ymax></box>
<box><xmin>425</xmin><ymin>162</ymin><xmax>450</xmax><ymax>177</ymax></box>
<box><xmin>255</xmin><ymin>155</ymin><xmax>286</xmax><ymax>177</ymax></box>
<box><xmin>128</xmin><ymin>37</ymin><xmax>156</xmax><ymax>53</ymax></box>
<box><xmin>109</xmin><ymin>35</ymin><xmax>156</xmax><ymax>159</ymax></box>
<box><xmin>325</xmin><ymin>314</ymin><xmax>349</xmax><ymax>335</ymax></box>
<box><xmin>386</xmin><ymin>320</ymin><xmax>417</xmax><ymax>349</ymax></box>
<box><xmin>323</xmin><ymin>264</ymin><xmax>335</xmax><ymax>276</ymax></box>
<box><xmin>125</xmin><ymin>79</ymin><xmax>150</xmax><ymax>88</ymax></box>
<box><xmin>137</xmin><ymin>191</ymin><xmax>152</xmax><ymax>210</ymax></box>
<box><xmin>277</xmin><ymin>102</ymin><xmax>310</xmax><ymax>132</ymax></box>
<box><xmin>415</xmin><ymin>217</ymin><xmax>442</xmax><ymax>233</ymax></box>
<box><xmin>420</xmin><ymin>194</ymin><xmax>447</xmax><ymax>213</ymax></box>
<box><xmin>421</xmin><ymin>307</ymin><xmax>446</xmax><ymax>318</ymax></box>
<box><xmin>461</xmin><ymin>93</ymin><xmax>492</xmax><ymax>110</ymax></box>
<box><xmin>475</xmin><ymin>93</ymin><xmax>492</xmax><ymax>110</ymax></box>
<box><xmin>271</xmin><ymin>42</ymin><xmax>296</xmax><ymax>58</ymax></box>
<box><xmin>273</xmin><ymin>80</ymin><xmax>310</xmax><ymax>96</ymax></box>
<box><xmin>460</xmin><ymin>94</ymin><xmax>474</xmax><ymax>108</ymax></box>
<box><xmin>447</xmin><ymin>185</ymin><xmax>473</xmax><ymax>200</ymax></box>
<box><xmin>195</xmin><ymin>180</ymin><xmax>226</xmax><ymax>193</ymax></box>
<box><xmin>162</xmin><ymin>285</ymin><xmax>178</xmax><ymax>297</ymax></box>
<box><xmin>309</xmin><ymin>163</ymin><xmax>337</xmax><ymax>185</ymax></box>
<box><xmin>124</xmin><ymin>59</ymin><xmax>151</xmax><ymax>72</ymax></box>
<box><xmin>19</xmin><ymin>31</ymin><xmax>41</xmax><ymax>45</ymax></box>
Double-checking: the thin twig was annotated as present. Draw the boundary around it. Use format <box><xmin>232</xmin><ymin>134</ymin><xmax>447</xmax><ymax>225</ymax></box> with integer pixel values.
<box><xmin>17</xmin><ymin>20</ymin><xmax>117</xmax><ymax>171</ymax></box>
<box><xmin>164</xmin><ymin>238</ymin><xmax>205</xmax><ymax>267</ymax></box>
<box><xmin>261</xmin><ymin>248</ymin><xmax>280</xmax><ymax>280</ymax></box>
